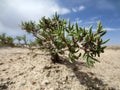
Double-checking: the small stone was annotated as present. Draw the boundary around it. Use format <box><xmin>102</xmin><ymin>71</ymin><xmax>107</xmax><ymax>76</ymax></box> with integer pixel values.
<box><xmin>63</xmin><ymin>81</ymin><xmax>66</xmax><ymax>84</ymax></box>
<box><xmin>18</xmin><ymin>57</ymin><xmax>22</xmax><ymax>59</ymax></box>
<box><xmin>10</xmin><ymin>59</ymin><xmax>13</xmax><ymax>61</ymax></box>
<box><xmin>19</xmin><ymin>80</ymin><xmax>26</xmax><ymax>86</ymax></box>
<box><xmin>0</xmin><ymin>78</ymin><xmax>4</xmax><ymax>82</ymax></box>
<box><xmin>35</xmin><ymin>88</ymin><xmax>40</xmax><ymax>90</ymax></box>
<box><xmin>41</xmin><ymin>80</ymin><xmax>50</xmax><ymax>85</ymax></box>
<box><xmin>55</xmin><ymin>69</ymin><xmax>60</xmax><ymax>73</ymax></box>
<box><xmin>49</xmin><ymin>87</ymin><xmax>54</xmax><ymax>90</ymax></box>
<box><xmin>0</xmin><ymin>83</ymin><xmax>8</xmax><ymax>89</ymax></box>
<box><xmin>31</xmin><ymin>81</ymin><xmax>36</xmax><ymax>85</ymax></box>
<box><xmin>69</xmin><ymin>72</ymin><xmax>75</xmax><ymax>77</ymax></box>
<box><xmin>111</xmin><ymin>84</ymin><xmax>119</xmax><ymax>90</ymax></box>
<box><xmin>6</xmin><ymin>77</ymin><xmax>10</xmax><ymax>80</ymax></box>
<box><xmin>0</xmin><ymin>62</ymin><xmax>4</xmax><ymax>65</ymax></box>
<box><xmin>29</xmin><ymin>66</ymin><xmax>35</xmax><ymax>71</ymax></box>
<box><xmin>46</xmin><ymin>71</ymin><xmax>51</xmax><ymax>77</ymax></box>
<box><xmin>19</xmin><ymin>72</ymin><xmax>24</xmax><ymax>76</ymax></box>
<box><xmin>44</xmin><ymin>66</ymin><xmax>52</xmax><ymax>69</ymax></box>
<box><xmin>20</xmin><ymin>82</ymin><xmax>26</xmax><ymax>86</ymax></box>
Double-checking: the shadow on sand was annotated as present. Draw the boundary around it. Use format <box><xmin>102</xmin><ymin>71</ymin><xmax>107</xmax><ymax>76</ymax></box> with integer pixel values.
<box><xmin>59</xmin><ymin>58</ymin><xmax>115</xmax><ymax>90</ymax></box>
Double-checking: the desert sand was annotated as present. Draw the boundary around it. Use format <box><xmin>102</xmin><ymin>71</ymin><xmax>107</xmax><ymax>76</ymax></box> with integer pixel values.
<box><xmin>0</xmin><ymin>47</ymin><xmax>120</xmax><ymax>90</ymax></box>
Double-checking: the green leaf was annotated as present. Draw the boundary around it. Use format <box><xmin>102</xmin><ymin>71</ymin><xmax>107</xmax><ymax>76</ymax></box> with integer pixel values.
<box><xmin>89</xmin><ymin>55</ymin><xmax>100</xmax><ymax>62</ymax></box>
<box><xmin>100</xmin><ymin>46</ymin><xmax>107</xmax><ymax>53</ymax></box>
<box><xmin>69</xmin><ymin>53</ymin><xmax>75</xmax><ymax>63</ymax></box>
<box><xmin>95</xmin><ymin>35</ymin><xmax>100</xmax><ymax>40</ymax></box>
<box><xmin>101</xmin><ymin>39</ymin><xmax>110</xmax><ymax>45</ymax></box>
<box><xmin>87</xmin><ymin>57</ymin><xmax>95</xmax><ymax>66</ymax></box>
<box><xmin>78</xmin><ymin>53</ymin><xmax>81</xmax><ymax>57</ymax></box>
<box><xmin>83</xmin><ymin>53</ymin><xmax>87</xmax><ymax>59</ymax></box>
<box><xmin>21</xmin><ymin>13</ymin><xmax>109</xmax><ymax>65</ymax></box>
<box><xmin>97</xmin><ymin>21</ymin><xmax>102</xmax><ymax>33</ymax></box>
<box><xmin>101</xmin><ymin>46</ymin><xmax>107</xmax><ymax>49</ymax></box>
<box><xmin>69</xmin><ymin>47</ymin><xmax>75</xmax><ymax>53</ymax></box>
<box><xmin>100</xmin><ymin>30</ymin><xmax>107</xmax><ymax>37</ymax></box>
<box><xmin>68</xmin><ymin>20</ymin><xmax>71</xmax><ymax>29</ymax></box>
<box><xmin>89</xmin><ymin>26</ymin><xmax>93</xmax><ymax>36</ymax></box>
<box><xmin>76</xmin><ymin>23</ymin><xmax>79</xmax><ymax>32</ymax></box>
<box><xmin>71</xmin><ymin>24</ymin><xmax>74</xmax><ymax>30</ymax></box>
<box><xmin>85</xmin><ymin>35</ymin><xmax>89</xmax><ymax>42</ymax></box>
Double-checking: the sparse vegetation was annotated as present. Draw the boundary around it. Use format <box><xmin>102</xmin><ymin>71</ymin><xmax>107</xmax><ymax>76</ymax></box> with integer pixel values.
<box><xmin>21</xmin><ymin>13</ymin><xmax>109</xmax><ymax>65</ymax></box>
<box><xmin>0</xmin><ymin>33</ymin><xmax>14</xmax><ymax>47</ymax></box>
<box><xmin>0</xmin><ymin>33</ymin><xmax>42</xmax><ymax>50</ymax></box>
<box><xmin>15</xmin><ymin>35</ymin><xmax>28</xmax><ymax>47</ymax></box>
<box><xmin>0</xmin><ymin>13</ymin><xmax>110</xmax><ymax>66</ymax></box>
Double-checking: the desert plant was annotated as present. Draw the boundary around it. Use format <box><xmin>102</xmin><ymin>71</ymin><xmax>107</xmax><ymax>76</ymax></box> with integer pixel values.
<box><xmin>21</xmin><ymin>35</ymin><xmax>27</xmax><ymax>45</ymax></box>
<box><xmin>15</xmin><ymin>35</ymin><xmax>28</xmax><ymax>47</ymax></box>
<box><xmin>0</xmin><ymin>33</ymin><xmax>6</xmax><ymax>45</ymax></box>
<box><xmin>15</xmin><ymin>36</ymin><xmax>22</xmax><ymax>45</ymax></box>
<box><xmin>6</xmin><ymin>36</ymin><xmax>14</xmax><ymax>46</ymax></box>
<box><xmin>21</xmin><ymin>13</ymin><xmax>109</xmax><ymax>65</ymax></box>
<box><xmin>0</xmin><ymin>33</ymin><xmax>14</xmax><ymax>47</ymax></box>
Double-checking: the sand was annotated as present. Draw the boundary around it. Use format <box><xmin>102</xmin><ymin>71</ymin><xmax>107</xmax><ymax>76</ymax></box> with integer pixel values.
<box><xmin>0</xmin><ymin>47</ymin><xmax>120</xmax><ymax>90</ymax></box>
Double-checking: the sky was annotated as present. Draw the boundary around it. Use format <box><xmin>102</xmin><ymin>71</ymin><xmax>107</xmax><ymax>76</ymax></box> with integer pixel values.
<box><xmin>0</xmin><ymin>0</ymin><xmax>120</xmax><ymax>45</ymax></box>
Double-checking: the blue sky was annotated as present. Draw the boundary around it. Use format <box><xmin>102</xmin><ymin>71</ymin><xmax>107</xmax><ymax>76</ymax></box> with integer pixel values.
<box><xmin>0</xmin><ymin>0</ymin><xmax>120</xmax><ymax>45</ymax></box>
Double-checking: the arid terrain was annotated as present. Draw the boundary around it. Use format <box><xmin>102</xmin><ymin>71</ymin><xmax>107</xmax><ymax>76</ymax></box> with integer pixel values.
<box><xmin>0</xmin><ymin>46</ymin><xmax>120</xmax><ymax>90</ymax></box>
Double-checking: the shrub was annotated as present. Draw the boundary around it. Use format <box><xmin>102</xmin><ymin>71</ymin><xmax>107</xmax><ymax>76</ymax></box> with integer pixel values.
<box><xmin>21</xmin><ymin>13</ymin><xmax>109</xmax><ymax>65</ymax></box>
<box><xmin>27</xmin><ymin>38</ymin><xmax>43</xmax><ymax>49</ymax></box>
<box><xmin>15</xmin><ymin>35</ymin><xmax>28</xmax><ymax>47</ymax></box>
<box><xmin>0</xmin><ymin>33</ymin><xmax>14</xmax><ymax>47</ymax></box>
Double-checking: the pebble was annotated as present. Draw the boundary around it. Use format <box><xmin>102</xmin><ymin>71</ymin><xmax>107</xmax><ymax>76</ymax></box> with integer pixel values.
<box><xmin>0</xmin><ymin>62</ymin><xmax>4</xmax><ymax>65</ymax></box>
<box><xmin>19</xmin><ymin>80</ymin><xmax>26</xmax><ymax>86</ymax></box>
<box><xmin>111</xmin><ymin>84</ymin><xmax>119</xmax><ymax>90</ymax></box>
<box><xmin>44</xmin><ymin>65</ymin><xmax>52</xmax><ymax>69</ymax></box>
<box><xmin>35</xmin><ymin>88</ymin><xmax>40</xmax><ymax>90</ymax></box>
<box><xmin>0</xmin><ymin>83</ymin><xmax>8</xmax><ymax>89</ymax></box>
<box><xmin>41</xmin><ymin>80</ymin><xmax>50</xmax><ymax>85</ymax></box>
<box><xmin>69</xmin><ymin>72</ymin><xmax>75</xmax><ymax>77</ymax></box>
<box><xmin>49</xmin><ymin>87</ymin><xmax>54</xmax><ymax>90</ymax></box>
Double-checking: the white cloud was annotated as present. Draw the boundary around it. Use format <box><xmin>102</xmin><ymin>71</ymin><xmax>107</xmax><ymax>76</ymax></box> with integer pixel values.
<box><xmin>55</xmin><ymin>8</ymin><xmax>70</xmax><ymax>15</ymax></box>
<box><xmin>72</xmin><ymin>18</ymin><xmax>83</xmax><ymax>24</ymax></box>
<box><xmin>0</xmin><ymin>0</ymin><xmax>70</xmax><ymax>36</ymax></box>
<box><xmin>84</xmin><ymin>21</ymin><xmax>98</xmax><ymax>25</ymax></box>
<box><xmin>90</xmin><ymin>16</ymin><xmax>100</xmax><ymax>21</ymax></box>
<box><xmin>73</xmin><ymin>17</ymin><xmax>120</xmax><ymax>32</ymax></box>
<box><xmin>104</xmin><ymin>28</ymin><xmax>120</xmax><ymax>31</ymax></box>
<box><xmin>72</xmin><ymin>8</ymin><xmax>77</xmax><ymax>12</ymax></box>
<box><xmin>84</xmin><ymin>27</ymin><xmax>120</xmax><ymax>32</ymax></box>
<box><xmin>5</xmin><ymin>0</ymin><xmax>70</xmax><ymax>20</ymax></box>
<box><xmin>81</xmin><ymin>17</ymin><xmax>101</xmax><ymax>27</ymax></box>
<box><xmin>73</xmin><ymin>17</ymin><xmax>99</xmax><ymax>27</ymax></box>
<box><xmin>0</xmin><ymin>21</ymin><xmax>26</xmax><ymax>36</ymax></box>
<box><xmin>72</xmin><ymin>5</ymin><xmax>85</xmax><ymax>12</ymax></box>
<box><xmin>85</xmin><ymin>27</ymin><xmax>120</xmax><ymax>32</ymax></box>
<box><xmin>97</xmin><ymin>0</ymin><xmax>115</xmax><ymax>10</ymax></box>
<box><xmin>79</xmin><ymin>5</ymin><xmax>85</xmax><ymax>11</ymax></box>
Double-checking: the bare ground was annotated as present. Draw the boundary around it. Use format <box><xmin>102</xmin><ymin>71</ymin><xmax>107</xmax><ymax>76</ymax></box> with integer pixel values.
<box><xmin>0</xmin><ymin>47</ymin><xmax>120</xmax><ymax>90</ymax></box>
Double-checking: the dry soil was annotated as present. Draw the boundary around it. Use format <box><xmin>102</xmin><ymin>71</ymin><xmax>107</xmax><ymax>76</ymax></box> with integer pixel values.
<box><xmin>0</xmin><ymin>47</ymin><xmax>120</xmax><ymax>90</ymax></box>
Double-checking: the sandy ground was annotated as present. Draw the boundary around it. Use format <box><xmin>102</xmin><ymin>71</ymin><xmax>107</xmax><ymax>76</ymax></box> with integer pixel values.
<box><xmin>0</xmin><ymin>47</ymin><xmax>120</xmax><ymax>90</ymax></box>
